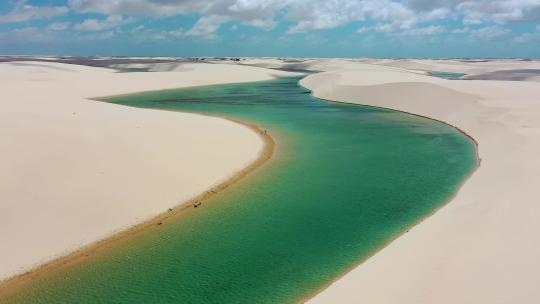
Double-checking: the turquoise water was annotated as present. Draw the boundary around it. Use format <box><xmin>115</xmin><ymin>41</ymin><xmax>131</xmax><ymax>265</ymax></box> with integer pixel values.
<box><xmin>430</xmin><ymin>71</ymin><xmax>466</xmax><ymax>80</ymax></box>
<box><xmin>5</xmin><ymin>77</ymin><xmax>476</xmax><ymax>303</ymax></box>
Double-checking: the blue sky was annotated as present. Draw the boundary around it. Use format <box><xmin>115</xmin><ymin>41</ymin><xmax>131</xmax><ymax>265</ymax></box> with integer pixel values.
<box><xmin>1</xmin><ymin>0</ymin><xmax>539</xmax><ymax>58</ymax></box>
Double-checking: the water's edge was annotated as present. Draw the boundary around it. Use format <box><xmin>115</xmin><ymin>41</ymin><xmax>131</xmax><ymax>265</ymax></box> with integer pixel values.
<box><xmin>0</xmin><ymin>75</ymin><xmax>479</xmax><ymax>303</ymax></box>
<box><xmin>0</xmin><ymin>116</ymin><xmax>276</xmax><ymax>298</ymax></box>
<box><xmin>298</xmin><ymin>82</ymin><xmax>480</xmax><ymax>303</ymax></box>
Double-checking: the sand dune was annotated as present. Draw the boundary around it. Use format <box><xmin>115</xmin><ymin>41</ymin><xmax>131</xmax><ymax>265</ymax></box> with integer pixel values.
<box><xmin>375</xmin><ymin>59</ymin><xmax>540</xmax><ymax>81</ymax></box>
<box><xmin>3</xmin><ymin>57</ymin><xmax>539</xmax><ymax>303</ymax></box>
<box><xmin>0</xmin><ymin>61</ymin><xmax>296</xmax><ymax>281</ymax></box>
<box><xmin>235</xmin><ymin>57</ymin><xmax>540</xmax><ymax>82</ymax></box>
<box><xmin>302</xmin><ymin>60</ymin><xmax>540</xmax><ymax>303</ymax></box>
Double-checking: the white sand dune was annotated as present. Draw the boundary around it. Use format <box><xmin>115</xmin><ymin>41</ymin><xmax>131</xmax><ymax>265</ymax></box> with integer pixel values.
<box><xmin>302</xmin><ymin>60</ymin><xmax>540</xmax><ymax>304</ymax></box>
<box><xmin>235</xmin><ymin>57</ymin><xmax>540</xmax><ymax>81</ymax></box>
<box><xmin>374</xmin><ymin>59</ymin><xmax>540</xmax><ymax>81</ymax></box>
<box><xmin>0</xmin><ymin>61</ymin><xmax>296</xmax><ymax>281</ymax></box>
<box><xmin>3</xmin><ymin>57</ymin><xmax>539</xmax><ymax>303</ymax></box>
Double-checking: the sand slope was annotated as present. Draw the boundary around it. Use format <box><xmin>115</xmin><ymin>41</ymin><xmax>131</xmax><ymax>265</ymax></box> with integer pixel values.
<box><xmin>375</xmin><ymin>59</ymin><xmax>540</xmax><ymax>81</ymax></box>
<box><xmin>302</xmin><ymin>60</ymin><xmax>540</xmax><ymax>303</ymax></box>
<box><xmin>0</xmin><ymin>62</ymin><xmax>295</xmax><ymax>281</ymax></box>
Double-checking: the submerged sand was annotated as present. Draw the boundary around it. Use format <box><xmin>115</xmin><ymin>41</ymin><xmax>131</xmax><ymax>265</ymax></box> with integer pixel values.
<box><xmin>0</xmin><ymin>61</ymin><xmax>295</xmax><ymax>281</ymax></box>
<box><xmin>299</xmin><ymin>59</ymin><xmax>540</xmax><ymax>304</ymax></box>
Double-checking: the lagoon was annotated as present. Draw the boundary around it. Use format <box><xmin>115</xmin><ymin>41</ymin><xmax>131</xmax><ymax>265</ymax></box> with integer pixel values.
<box><xmin>5</xmin><ymin>76</ymin><xmax>476</xmax><ymax>303</ymax></box>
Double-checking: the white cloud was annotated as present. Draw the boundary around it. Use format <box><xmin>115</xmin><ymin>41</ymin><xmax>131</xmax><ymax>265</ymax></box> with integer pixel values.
<box><xmin>47</xmin><ymin>22</ymin><xmax>71</xmax><ymax>31</ymax></box>
<box><xmin>67</xmin><ymin>0</ymin><xmax>205</xmax><ymax>17</ymax></box>
<box><xmin>241</xmin><ymin>18</ymin><xmax>276</xmax><ymax>30</ymax></box>
<box><xmin>74</xmin><ymin>15</ymin><xmax>133</xmax><ymax>32</ymax></box>
<box><xmin>1</xmin><ymin>0</ymin><xmax>532</xmax><ymax>39</ymax></box>
<box><xmin>167</xmin><ymin>29</ymin><xmax>186</xmax><ymax>39</ymax></box>
<box><xmin>0</xmin><ymin>27</ymin><xmax>55</xmax><ymax>44</ymax></box>
<box><xmin>357</xmin><ymin>27</ymin><xmax>371</xmax><ymax>34</ymax></box>
<box><xmin>68</xmin><ymin>0</ymin><xmax>288</xmax><ymax>34</ymax></box>
<box><xmin>186</xmin><ymin>15</ymin><xmax>230</xmax><ymax>37</ymax></box>
<box><xmin>400</xmin><ymin>25</ymin><xmax>446</xmax><ymax>35</ymax></box>
<box><xmin>65</xmin><ymin>0</ymin><xmax>447</xmax><ymax>35</ymax></box>
<box><xmin>358</xmin><ymin>24</ymin><xmax>446</xmax><ymax>36</ymax></box>
<box><xmin>407</xmin><ymin>0</ymin><xmax>540</xmax><ymax>24</ymax></box>
<box><xmin>452</xmin><ymin>27</ymin><xmax>470</xmax><ymax>33</ymax></box>
<box><xmin>514</xmin><ymin>25</ymin><xmax>540</xmax><ymax>43</ymax></box>
<box><xmin>373</xmin><ymin>20</ymin><xmax>419</xmax><ymax>33</ymax></box>
<box><xmin>0</xmin><ymin>0</ymin><xmax>68</xmax><ymax>24</ymax></box>
<box><xmin>286</xmin><ymin>0</ymin><xmax>416</xmax><ymax>33</ymax></box>
<box><xmin>62</xmin><ymin>0</ymin><xmax>540</xmax><ymax>37</ymax></box>
<box><xmin>514</xmin><ymin>32</ymin><xmax>540</xmax><ymax>43</ymax></box>
<box><xmin>130</xmin><ymin>28</ymin><xmax>188</xmax><ymax>43</ymax></box>
<box><xmin>457</xmin><ymin>1</ymin><xmax>540</xmax><ymax>25</ymax></box>
<box><xmin>78</xmin><ymin>31</ymin><xmax>115</xmax><ymax>41</ymax></box>
<box><xmin>405</xmin><ymin>0</ymin><xmax>461</xmax><ymax>11</ymax></box>
<box><xmin>469</xmin><ymin>25</ymin><xmax>511</xmax><ymax>41</ymax></box>
<box><xmin>418</xmin><ymin>7</ymin><xmax>454</xmax><ymax>22</ymax></box>
<box><xmin>131</xmin><ymin>25</ymin><xmax>145</xmax><ymax>33</ymax></box>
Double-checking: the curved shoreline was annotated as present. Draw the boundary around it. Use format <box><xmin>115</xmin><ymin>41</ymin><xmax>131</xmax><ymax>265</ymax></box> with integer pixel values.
<box><xmin>0</xmin><ymin>61</ymin><xmax>300</xmax><ymax>285</ymax></box>
<box><xmin>0</xmin><ymin>75</ymin><xmax>479</xmax><ymax>303</ymax></box>
<box><xmin>0</xmin><ymin>114</ymin><xmax>275</xmax><ymax>299</ymax></box>
<box><xmin>298</xmin><ymin>81</ymin><xmax>481</xmax><ymax>303</ymax></box>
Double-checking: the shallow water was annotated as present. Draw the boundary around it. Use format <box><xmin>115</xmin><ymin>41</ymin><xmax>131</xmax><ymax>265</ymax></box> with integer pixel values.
<box><xmin>5</xmin><ymin>77</ymin><xmax>476</xmax><ymax>303</ymax></box>
<box><xmin>430</xmin><ymin>71</ymin><xmax>466</xmax><ymax>80</ymax></box>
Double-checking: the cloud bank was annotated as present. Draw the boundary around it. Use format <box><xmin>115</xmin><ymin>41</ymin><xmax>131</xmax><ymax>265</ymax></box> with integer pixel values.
<box><xmin>0</xmin><ymin>0</ymin><xmax>539</xmax><ymax>57</ymax></box>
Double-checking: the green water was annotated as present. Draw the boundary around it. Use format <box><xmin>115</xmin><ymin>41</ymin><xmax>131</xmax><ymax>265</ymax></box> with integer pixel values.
<box><xmin>5</xmin><ymin>77</ymin><xmax>476</xmax><ymax>303</ymax></box>
<box><xmin>430</xmin><ymin>71</ymin><xmax>466</xmax><ymax>80</ymax></box>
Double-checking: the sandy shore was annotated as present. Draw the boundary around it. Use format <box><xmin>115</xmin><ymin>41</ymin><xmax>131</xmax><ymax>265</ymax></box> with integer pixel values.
<box><xmin>0</xmin><ymin>61</ymin><xmax>295</xmax><ymax>281</ymax></box>
<box><xmin>3</xmin><ymin>57</ymin><xmax>540</xmax><ymax>303</ymax></box>
<box><xmin>300</xmin><ymin>59</ymin><xmax>540</xmax><ymax>303</ymax></box>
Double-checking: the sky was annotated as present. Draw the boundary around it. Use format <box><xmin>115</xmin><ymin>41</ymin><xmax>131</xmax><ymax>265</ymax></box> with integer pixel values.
<box><xmin>0</xmin><ymin>0</ymin><xmax>539</xmax><ymax>58</ymax></box>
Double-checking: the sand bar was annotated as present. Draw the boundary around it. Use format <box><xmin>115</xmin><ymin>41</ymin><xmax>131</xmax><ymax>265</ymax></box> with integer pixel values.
<box><xmin>0</xmin><ymin>61</ymin><xmax>296</xmax><ymax>281</ymax></box>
